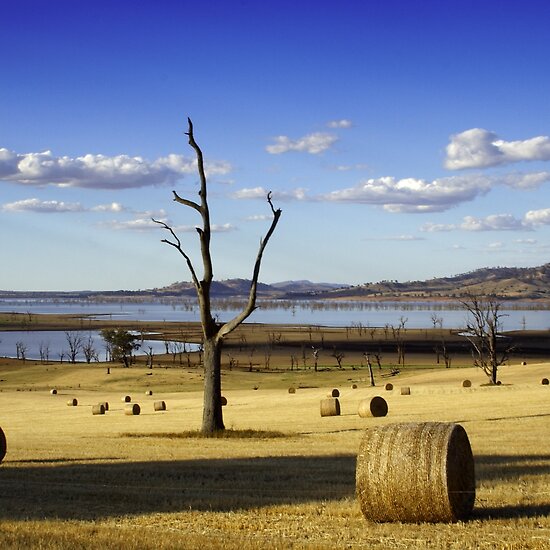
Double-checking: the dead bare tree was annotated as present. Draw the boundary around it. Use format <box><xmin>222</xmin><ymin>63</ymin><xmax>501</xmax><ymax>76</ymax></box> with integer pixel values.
<box><xmin>461</xmin><ymin>295</ymin><xmax>512</xmax><ymax>384</ymax></box>
<box><xmin>153</xmin><ymin>118</ymin><xmax>281</xmax><ymax>434</ymax></box>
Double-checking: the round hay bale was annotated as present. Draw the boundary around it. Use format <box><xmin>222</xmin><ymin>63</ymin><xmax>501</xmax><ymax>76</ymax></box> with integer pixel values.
<box><xmin>145</xmin><ymin>390</ymin><xmax>153</xmax><ymax>396</ymax></box>
<box><xmin>0</xmin><ymin>426</ymin><xmax>6</xmax><ymax>463</ymax></box>
<box><xmin>542</xmin><ymin>378</ymin><xmax>549</xmax><ymax>385</ymax></box>
<box><xmin>50</xmin><ymin>389</ymin><xmax>57</xmax><ymax>395</ymax></box>
<box><xmin>496</xmin><ymin>380</ymin><xmax>502</xmax><ymax>386</ymax></box>
<box><xmin>121</xmin><ymin>395</ymin><xmax>131</xmax><ymax>403</ymax></box>
<box><xmin>400</xmin><ymin>386</ymin><xmax>411</xmax><ymax>395</ymax></box>
<box><xmin>358</xmin><ymin>396</ymin><xmax>388</xmax><ymax>418</ymax></box>
<box><xmin>356</xmin><ymin>422</ymin><xmax>475</xmax><ymax>523</ymax></box>
<box><xmin>351</xmin><ymin>384</ymin><xmax>358</xmax><ymax>389</ymax></box>
<box><xmin>462</xmin><ymin>379</ymin><xmax>472</xmax><ymax>388</ymax></box>
<box><xmin>99</xmin><ymin>401</ymin><xmax>109</xmax><ymax>411</ymax></box>
<box><xmin>330</xmin><ymin>388</ymin><xmax>340</xmax><ymax>397</ymax></box>
<box><xmin>67</xmin><ymin>398</ymin><xmax>78</xmax><ymax>406</ymax></box>
<box><xmin>288</xmin><ymin>386</ymin><xmax>296</xmax><ymax>394</ymax></box>
<box><xmin>521</xmin><ymin>361</ymin><xmax>527</xmax><ymax>366</ymax></box>
<box><xmin>221</xmin><ymin>396</ymin><xmax>228</xmax><ymax>406</ymax></box>
<box><xmin>154</xmin><ymin>400</ymin><xmax>166</xmax><ymax>411</ymax></box>
<box><xmin>124</xmin><ymin>403</ymin><xmax>141</xmax><ymax>416</ymax></box>
<box><xmin>385</xmin><ymin>383</ymin><xmax>394</xmax><ymax>391</ymax></box>
<box><xmin>92</xmin><ymin>404</ymin><xmax>105</xmax><ymax>415</ymax></box>
<box><xmin>320</xmin><ymin>397</ymin><xmax>341</xmax><ymax>417</ymax></box>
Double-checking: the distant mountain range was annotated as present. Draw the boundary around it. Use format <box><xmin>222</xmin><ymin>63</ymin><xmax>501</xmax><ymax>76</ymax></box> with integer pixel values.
<box><xmin>1</xmin><ymin>264</ymin><xmax>549</xmax><ymax>301</ymax></box>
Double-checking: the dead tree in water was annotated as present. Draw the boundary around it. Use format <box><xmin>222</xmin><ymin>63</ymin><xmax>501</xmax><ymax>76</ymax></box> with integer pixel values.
<box><xmin>154</xmin><ymin>118</ymin><xmax>281</xmax><ymax>434</ymax></box>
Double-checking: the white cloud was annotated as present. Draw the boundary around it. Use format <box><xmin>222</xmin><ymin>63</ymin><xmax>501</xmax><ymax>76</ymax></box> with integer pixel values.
<box><xmin>91</xmin><ymin>202</ymin><xmax>126</xmax><ymax>212</ymax></box>
<box><xmin>0</xmin><ymin>148</ymin><xmax>232</xmax><ymax>189</ymax></box>
<box><xmin>487</xmin><ymin>241</ymin><xmax>504</xmax><ymax>249</ymax></box>
<box><xmin>232</xmin><ymin>186</ymin><xmax>307</xmax><ymax>201</ymax></box>
<box><xmin>422</xmin><ymin>214</ymin><xmax>530</xmax><ymax>232</ymax></box>
<box><xmin>445</xmin><ymin>128</ymin><xmax>550</xmax><ymax>170</ymax></box>
<box><xmin>364</xmin><ymin>234</ymin><xmax>425</xmax><ymax>241</ymax></box>
<box><xmin>321</xmin><ymin>174</ymin><xmax>493</xmax><ymax>212</ymax></box>
<box><xmin>2</xmin><ymin>198</ymin><xmax>84</xmax><ymax>213</ymax></box>
<box><xmin>515</xmin><ymin>238</ymin><xmax>537</xmax><ymax>244</ymax></box>
<box><xmin>245</xmin><ymin>214</ymin><xmax>270</xmax><ymax>221</ymax></box>
<box><xmin>266</xmin><ymin>132</ymin><xmax>337</xmax><ymax>154</ymax></box>
<box><xmin>524</xmin><ymin>207</ymin><xmax>550</xmax><ymax>225</ymax></box>
<box><xmin>327</xmin><ymin>119</ymin><xmax>353</xmax><ymax>128</ymax></box>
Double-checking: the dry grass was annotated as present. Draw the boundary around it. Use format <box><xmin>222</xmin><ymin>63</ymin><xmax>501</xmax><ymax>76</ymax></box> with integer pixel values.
<box><xmin>1</xmin><ymin>354</ymin><xmax>550</xmax><ymax>548</ymax></box>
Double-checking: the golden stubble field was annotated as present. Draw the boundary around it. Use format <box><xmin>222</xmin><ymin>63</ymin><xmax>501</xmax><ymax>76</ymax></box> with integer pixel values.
<box><xmin>1</xmin><ymin>357</ymin><xmax>550</xmax><ymax>549</ymax></box>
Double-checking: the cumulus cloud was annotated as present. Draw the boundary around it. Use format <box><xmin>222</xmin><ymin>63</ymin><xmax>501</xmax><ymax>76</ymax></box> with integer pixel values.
<box><xmin>422</xmin><ymin>213</ymin><xmax>534</xmax><ymax>233</ymax></box>
<box><xmin>321</xmin><ymin>174</ymin><xmax>494</xmax><ymax>213</ymax></box>
<box><xmin>524</xmin><ymin>207</ymin><xmax>550</xmax><ymax>225</ymax></box>
<box><xmin>445</xmin><ymin>128</ymin><xmax>550</xmax><ymax>170</ymax></box>
<box><xmin>327</xmin><ymin>119</ymin><xmax>353</xmax><ymax>128</ymax></box>
<box><xmin>2</xmin><ymin>198</ymin><xmax>84</xmax><ymax>213</ymax></box>
<box><xmin>91</xmin><ymin>202</ymin><xmax>126</xmax><ymax>212</ymax></box>
<box><xmin>266</xmin><ymin>132</ymin><xmax>337</xmax><ymax>154</ymax></box>
<box><xmin>0</xmin><ymin>148</ymin><xmax>232</xmax><ymax>189</ymax></box>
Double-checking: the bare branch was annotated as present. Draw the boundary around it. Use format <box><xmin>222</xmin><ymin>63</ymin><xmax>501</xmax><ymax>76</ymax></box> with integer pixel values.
<box><xmin>152</xmin><ymin>218</ymin><xmax>200</xmax><ymax>288</ymax></box>
<box><xmin>172</xmin><ymin>190</ymin><xmax>201</xmax><ymax>212</ymax></box>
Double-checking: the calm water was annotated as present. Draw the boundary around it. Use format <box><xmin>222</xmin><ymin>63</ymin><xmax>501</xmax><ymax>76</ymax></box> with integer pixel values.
<box><xmin>2</xmin><ymin>297</ymin><xmax>550</xmax><ymax>330</ymax></box>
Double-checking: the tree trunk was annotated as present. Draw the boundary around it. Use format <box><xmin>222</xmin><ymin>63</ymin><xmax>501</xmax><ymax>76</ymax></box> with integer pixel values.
<box><xmin>201</xmin><ymin>336</ymin><xmax>225</xmax><ymax>434</ymax></box>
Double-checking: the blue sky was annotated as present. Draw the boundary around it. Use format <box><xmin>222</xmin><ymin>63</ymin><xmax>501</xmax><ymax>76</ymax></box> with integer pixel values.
<box><xmin>2</xmin><ymin>0</ymin><xmax>550</xmax><ymax>291</ymax></box>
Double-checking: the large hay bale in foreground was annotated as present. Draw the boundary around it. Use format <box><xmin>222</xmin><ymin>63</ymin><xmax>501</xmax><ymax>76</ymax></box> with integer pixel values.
<box><xmin>121</xmin><ymin>395</ymin><xmax>131</xmax><ymax>403</ymax></box>
<box><xmin>400</xmin><ymin>386</ymin><xmax>411</xmax><ymax>395</ymax></box>
<box><xmin>358</xmin><ymin>396</ymin><xmax>388</xmax><ymax>418</ymax></box>
<box><xmin>0</xmin><ymin>426</ymin><xmax>6</xmax><ymax>463</ymax></box>
<box><xmin>462</xmin><ymin>379</ymin><xmax>472</xmax><ymax>388</ymax></box>
<box><xmin>125</xmin><ymin>403</ymin><xmax>141</xmax><ymax>416</ymax></box>
<box><xmin>320</xmin><ymin>397</ymin><xmax>340</xmax><ymax>417</ymax></box>
<box><xmin>356</xmin><ymin>422</ymin><xmax>475</xmax><ymax>523</ymax></box>
<box><xmin>92</xmin><ymin>404</ymin><xmax>105</xmax><ymax>415</ymax></box>
<box><xmin>385</xmin><ymin>383</ymin><xmax>393</xmax><ymax>391</ymax></box>
<box><xmin>67</xmin><ymin>398</ymin><xmax>78</xmax><ymax>406</ymax></box>
<box><xmin>542</xmin><ymin>378</ymin><xmax>549</xmax><ymax>385</ymax></box>
<box><xmin>154</xmin><ymin>400</ymin><xmax>166</xmax><ymax>411</ymax></box>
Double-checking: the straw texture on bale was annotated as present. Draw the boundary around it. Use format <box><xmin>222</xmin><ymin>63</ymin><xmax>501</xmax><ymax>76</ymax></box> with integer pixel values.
<box><xmin>356</xmin><ymin>422</ymin><xmax>476</xmax><ymax>523</ymax></box>
<box><xmin>385</xmin><ymin>383</ymin><xmax>393</xmax><ymax>391</ymax></box>
<box><xmin>67</xmin><ymin>398</ymin><xmax>78</xmax><ymax>406</ymax></box>
<box><xmin>121</xmin><ymin>395</ymin><xmax>131</xmax><ymax>402</ymax></box>
<box><xmin>542</xmin><ymin>378</ymin><xmax>549</xmax><ymax>385</ymax></box>
<box><xmin>92</xmin><ymin>404</ymin><xmax>105</xmax><ymax>415</ymax></box>
<box><xmin>330</xmin><ymin>388</ymin><xmax>340</xmax><ymax>397</ymax></box>
<box><xmin>358</xmin><ymin>396</ymin><xmax>388</xmax><ymax>418</ymax></box>
<box><xmin>50</xmin><ymin>389</ymin><xmax>57</xmax><ymax>395</ymax></box>
<box><xmin>400</xmin><ymin>386</ymin><xmax>411</xmax><ymax>395</ymax></box>
<box><xmin>0</xmin><ymin>426</ymin><xmax>6</xmax><ymax>463</ymax></box>
<box><xmin>154</xmin><ymin>400</ymin><xmax>166</xmax><ymax>411</ymax></box>
<box><xmin>221</xmin><ymin>396</ymin><xmax>228</xmax><ymax>406</ymax></box>
<box><xmin>320</xmin><ymin>397</ymin><xmax>341</xmax><ymax>417</ymax></box>
<box><xmin>462</xmin><ymin>379</ymin><xmax>472</xmax><ymax>388</ymax></box>
<box><xmin>145</xmin><ymin>390</ymin><xmax>153</xmax><ymax>396</ymax></box>
<box><xmin>125</xmin><ymin>403</ymin><xmax>141</xmax><ymax>415</ymax></box>
<box><xmin>288</xmin><ymin>387</ymin><xmax>296</xmax><ymax>394</ymax></box>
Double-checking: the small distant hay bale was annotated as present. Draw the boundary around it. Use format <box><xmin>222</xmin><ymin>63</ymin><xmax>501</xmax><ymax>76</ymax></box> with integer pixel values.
<box><xmin>92</xmin><ymin>404</ymin><xmax>105</xmax><ymax>415</ymax></box>
<box><xmin>50</xmin><ymin>389</ymin><xmax>57</xmax><ymax>395</ymax></box>
<box><xmin>400</xmin><ymin>386</ymin><xmax>411</xmax><ymax>395</ymax></box>
<box><xmin>288</xmin><ymin>387</ymin><xmax>296</xmax><ymax>394</ymax></box>
<box><xmin>358</xmin><ymin>396</ymin><xmax>388</xmax><ymax>418</ymax></box>
<box><xmin>125</xmin><ymin>403</ymin><xmax>141</xmax><ymax>416</ymax></box>
<box><xmin>356</xmin><ymin>422</ymin><xmax>476</xmax><ymax>522</ymax></box>
<box><xmin>66</xmin><ymin>398</ymin><xmax>78</xmax><ymax>406</ymax></box>
<box><xmin>154</xmin><ymin>400</ymin><xmax>166</xmax><ymax>411</ymax></box>
<box><xmin>0</xmin><ymin>426</ymin><xmax>7</xmax><ymax>463</ymax></box>
<box><xmin>521</xmin><ymin>361</ymin><xmax>527</xmax><ymax>366</ymax></box>
<box><xmin>99</xmin><ymin>401</ymin><xmax>109</xmax><ymax>411</ymax></box>
<box><xmin>145</xmin><ymin>390</ymin><xmax>153</xmax><ymax>396</ymax></box>
<box><xmin>462</xmin><ymin>379</ymin><xmax>472</xmax><ymax>388</ymax></box>
<box><xmin>221</xmin><ymin>396</ymin><xmax>228</xmax><ymax>406</ymax></box>
<box><xmin>351</xmin><ymin>384</ymin><xmax>358</xmax><ymax>389</ymax></box>
<box><xmin>320</xmin><ymin>397</ymin><xmax>341</xmax><ymax>417</ymax></box>
<box><xmin>385</xmin><ymin>383</ymin><xmax>394</xmax><ymax>391</ymax></box>
<box><xmin>330</xmin><ymin>388</ymin><xmax>340</xmax><ymax>397</ymax></box>
<box><xmin>542</xmin><ymin>378</ymin><xmax>549</xmax><ymax>385</ymax></box>
<box><xmin>121</xmin><ymin>395</ymin><xmax>131</xmax><ymax>403</ymax></box>
<box><xmin>496</xmin><ymin>380</ymin><xmax>502</xmax><ymax>386</ymax></box>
